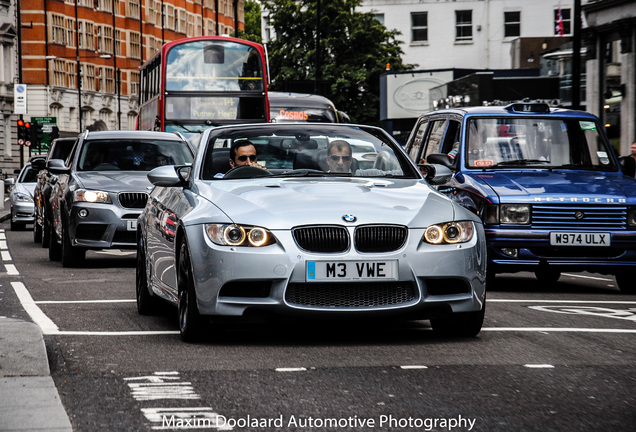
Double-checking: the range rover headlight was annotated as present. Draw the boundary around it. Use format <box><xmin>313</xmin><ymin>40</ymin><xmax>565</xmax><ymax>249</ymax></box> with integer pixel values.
<box><xmin>74</xmin><ymin>189</ymin><xmax>111</xmax><ymax>203</ymax></box>
<box><xmin>500</xmin><ymin>204</ymin><xmax>530</xmax><ymax>224</ymax></box>
<box><xmin>423</xmin><ymin>221</ymin><xmax>475</xmax><ymax>245</ymax></box>
<box><xmin>205</xmin><ymin>224</ymin><xmax>276</xmax><ymax>247</ymax></box>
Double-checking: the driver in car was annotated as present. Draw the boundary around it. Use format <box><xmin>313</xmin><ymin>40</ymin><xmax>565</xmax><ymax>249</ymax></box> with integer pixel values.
<box><xmin>229</xmin><ymin>140</ymin><xmax>265</xmax><ymax>169</ymax></box>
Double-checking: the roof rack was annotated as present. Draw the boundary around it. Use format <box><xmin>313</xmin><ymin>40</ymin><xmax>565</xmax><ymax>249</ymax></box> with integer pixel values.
<box><xmin>503</xmin><ymin>102</ymin><xmax>551</xmax><ymax>113</ymax></box>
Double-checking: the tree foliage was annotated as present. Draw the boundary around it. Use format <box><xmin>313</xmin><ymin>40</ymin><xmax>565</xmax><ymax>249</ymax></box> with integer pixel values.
<box><xmin>263</xmin><ymin>0</ymin><xmax>412</xmax><ymax>124</ymax></box>
<box><xmin>237</xmin><ymin>0</ymin><xmax>263</xmax><ymax>43</ymax></box>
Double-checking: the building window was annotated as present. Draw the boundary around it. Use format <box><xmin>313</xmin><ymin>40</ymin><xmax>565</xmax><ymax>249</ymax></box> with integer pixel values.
<box><xmin>66</xmin><ymin>18</ymin><xmax>75</xmax><ymax>48</ymax></box>
<box><xmin>165</xmin><ymin>5</ymin><xmax>176</xmax><ymax>30</ymax></box>
<box><xmin>455</xmin><ymin>10</ymin><xmax>472</xmax><ymax>41</ymax></box>
<box><xmin>52</xmin><ymin>59</ymin><xmax>67</xmax><ymax>87</ymax></box>
<box><xmin>130</xmin><ymin>71</ymin><xmax>140</xmax><ymax>96</ymax></box>
<box><xmin>372</xmin><ymin>14</ymin><xmax>384</xmax><ymax>25</ymax></box>
<box><xmin>79</xmin><ymin>21</ymin><xmax>94</xmax><ymax>50</ymax></box>
<box><xmin>127</xmin><ymin>0</ymin><xmax>140</xmax><ymax>19</ymax></box>
<box><xmin>51</xmin><ymin>14</ymin><xmax>66</xmax><ymax>45</ymax></box>
<box><xmin>68</xmin><ymin>62</ymin><xmax>76</xmax><ymax>88</ymax></box>
<box><xmin>115</xmin><ymin>30</ymin><xmax>123</xmax><ymax>56</ymax></box>
<box><xmin>83</xmin><ymin>64</ymin><xmax>96</xmax><ymax>91</ymax></box>
<box><xmin>554</xmin><ymin>8</ymin><xmax>571</xmax><ymax>36</ymax></box>
<box><xmin>97</xmin><ymin>0</ymin><xmax>112</xmax><ymax>13</ymax></box>
<box><xmin>504</xmin><ymin>11</ymin><xmax>520</xmax><ymax>38</ymax></box>
<box><xmin>96</xmin><ymin>26</ymin><xmax>114</xmax><ymax>54</ymax></box>
<box><xmin>177</xmin><ymin>9</ymin><xmax>187</xmax><ymax>34</ymax></box>
<box><xmin>130</xmin><ymin>31</ymin><xmax>141</xmax><ymax>60</ymax></box>
<box><xmin>411</xmin><ymin>12</ymin><xmax>428</xmax><ymax>43</ymax></box>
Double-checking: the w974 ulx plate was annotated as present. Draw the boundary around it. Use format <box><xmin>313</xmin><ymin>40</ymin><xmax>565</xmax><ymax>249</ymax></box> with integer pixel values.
<box><xmin>307</xmin><ymin>260</ymin><xmax>398</xmax><ymax>281</ymax></box>
<box><xmin>549</xmin><ymin>232</ymin><xmax>610</xmax><ymax>246</ymax></box>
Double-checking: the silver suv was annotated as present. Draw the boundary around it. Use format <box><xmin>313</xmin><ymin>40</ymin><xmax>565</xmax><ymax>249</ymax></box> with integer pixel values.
<box><xmin>47</xmin><ymin>130</ymin><xmax>194</xmax><ymax>267</ymax></box>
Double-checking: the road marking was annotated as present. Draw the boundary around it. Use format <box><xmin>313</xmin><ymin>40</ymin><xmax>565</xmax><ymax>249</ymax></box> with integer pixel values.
<box><xmin>1</xmin><ymin>250</ymin><xmax>11</xmax><ymax>261</ymax></box>
<box><xmin>95</xmin><ymin>250</ymin><xmax>136</xmax><ymax>256</ymax></box>
<box><xmin>529</xmin><ymin>306</ymin><xmax>636</xmax><ymax>322</ymax></box>
<box><xmin>400</xmin><ymin>365</ymin><xmax>428</xmax><ymax>370</ymax></box>
<box><xmin>0</xmin><ymin>232</ymin><xmax>5</xmax><ymax>240</ymax></box>
<box><xmin>562</xmin><ymin>273</ymin><xmax>614</xmax><ymax>281</ymax></box>
<box><xmin>524</xmin><ymin>364</ymin><xmax>555</xmax><ymax>368</ymax></box>
<box><xmin>46</xmin><ymin>330</ymin><xmax>180</xmax><ymax>336</ymax></box>
<box><xmin>11</xmin><ymin>281</ymin><xmax>60</xmax><ymax>334</ymax></box>
<box><xmin>4</xmin><ymin>264</ymin><xmax>18</xmax><ymax>275</ymax></box>
<box><xmin>482</xmin><ymin>327</ymin><xmax>636</xmax><ymax>333</ymax></box>
<box><xmin>35</xmin><ymin>299</ymin><xmax>136</xmax><ymax>304</ymax></box>
<box><xmin>275</xmin><ymin>367</ymin><xmax>307</xmax><ymax>372</ymax></box>
<box><xmin>489</xmin><ymin>299</ymin><xmax>636</xmax><ymax>304</ymax></box>
<box><xmin>0</xmin><ymin>240</ymin><xmax>7</xmax><ymax>249</ymax></box>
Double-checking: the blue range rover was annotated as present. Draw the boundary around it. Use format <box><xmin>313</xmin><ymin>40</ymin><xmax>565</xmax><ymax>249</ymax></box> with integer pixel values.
<box><xmin>404</xmin><ymin>103</ymin><xmax>636</xmax><ymax>293</ymax></box>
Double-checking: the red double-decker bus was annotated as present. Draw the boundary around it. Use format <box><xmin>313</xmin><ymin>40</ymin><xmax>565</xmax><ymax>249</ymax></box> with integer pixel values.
<box><xmin>138</xmin><ymin>36</ymin><xmax>269</xmax><ymax>142</ymax></box>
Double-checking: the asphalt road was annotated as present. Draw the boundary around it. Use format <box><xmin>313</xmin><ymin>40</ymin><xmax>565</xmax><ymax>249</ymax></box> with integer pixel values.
<box><xmin>2</xmin><ymin>223</ymin><xmax>636</xmax><ymax>432</ymax></box>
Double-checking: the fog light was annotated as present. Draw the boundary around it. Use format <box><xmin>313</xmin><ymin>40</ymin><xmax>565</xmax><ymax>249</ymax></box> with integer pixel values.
<box><xmin>501</xmin><ymin>248</ymin><xmax>518</xmax><ymax>257</ymax></box>
<box><xmin>78</xmin><ymin>209</ymin><xmax>89</xmax><ymax>218</ymax></box>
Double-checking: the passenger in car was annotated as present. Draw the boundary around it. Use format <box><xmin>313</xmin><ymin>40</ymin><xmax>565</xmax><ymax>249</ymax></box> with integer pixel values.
<box><xmin>325</xmin><ymin>140</ymin><xmax>354</xmax><ymax>173</ymax></box>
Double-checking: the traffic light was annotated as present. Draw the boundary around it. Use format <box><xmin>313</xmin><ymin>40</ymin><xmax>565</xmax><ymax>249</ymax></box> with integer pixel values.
<box><xmin>31</xmin><ymin>122</ymin><xmax>44</xmax><ymax>145</ymax></box>
<box><xmin>17</xmin><ymin>119</ymin><xmax>26</xmax><ymax>145</ymax></box>
<box><xmin>50</xmin><ymin>126</ymin><xmax>60</xmax><ymax>140</ymax></box>
<box><xmin>23</xmin><ymin>121</ymin><xmax>31</xmax><ymax>147</ymax></box>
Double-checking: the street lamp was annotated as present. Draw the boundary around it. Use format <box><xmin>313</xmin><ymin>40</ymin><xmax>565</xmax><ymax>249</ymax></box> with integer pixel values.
<box><xmin>45</xmin><ymin>54</ymin><xmax>112</xmax><ymax>132</ymax></box>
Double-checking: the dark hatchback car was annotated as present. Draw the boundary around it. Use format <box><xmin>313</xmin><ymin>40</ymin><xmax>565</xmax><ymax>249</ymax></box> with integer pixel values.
<box><xmin>404</xmin><ymin>102</ymin><xmax>636</xmax><ymax>293</ymax></box>
<box><xmin>32</xmin><ymin>137</ymin><xmax>77</xmax><ymax>245</ymax></box>
<box><xmin>47</xmin><ymin>130</ymin><xmax>194</xmax><ymax>267</ymax></box>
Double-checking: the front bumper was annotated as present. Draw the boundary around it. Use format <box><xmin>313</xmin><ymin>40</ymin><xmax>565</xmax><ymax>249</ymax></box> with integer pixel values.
<box><xmin>69</xmin><ymin>202</ymin><xmax>141</xmax><ymax>249</ymax></box>
<box><xmin>11</xmin><ymin>201</ymin><xmax>34</xmax><ymax>223</ymax></box>
<box><xmin>486</xmin><ymin>228</ymin><xmax>636</xmax><ymax>274</ymax></box>
<box><xmin>182</xmin><ymin>225</ymin><xmax>487</xmax><ymax>319</ymax></box>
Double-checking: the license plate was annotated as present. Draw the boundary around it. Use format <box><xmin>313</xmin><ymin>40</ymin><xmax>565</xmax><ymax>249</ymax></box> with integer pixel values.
<box><xmin>126</xmin><ymin>220</ymin><xmax>138</xmax><ymax>231</ymax></box>
<box><xmin>306</xmin><ymin>260</ymin><xmax>398</xmax><ymax>281</ymax></box>
<box><xmin>549</xmin><ymin>232</ymin><xmax>610</xmax><ymax>246</ymax></box>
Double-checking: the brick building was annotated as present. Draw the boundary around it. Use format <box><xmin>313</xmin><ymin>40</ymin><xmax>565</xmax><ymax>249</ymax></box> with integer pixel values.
<box><xmin>4</xmin><ymin>0</ymin><xmax>243</xmax><ymax>173</ymax></box>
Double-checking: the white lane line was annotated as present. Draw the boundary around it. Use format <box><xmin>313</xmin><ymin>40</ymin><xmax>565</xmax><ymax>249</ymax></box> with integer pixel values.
<box><xmin>0</xmin><ymin>240</ymin><xmax>7</xmax><ymax>249</ymax></box>
<box><xmin>11</xmin><ymin>281</ymin><xmax>60</xmax><ymax>334</ymax></box>
<box><xmin>36</xmin><ymin>299</ymin><xmax>136</xmax><ymax>304</ymax></box>
<box><xmin>5</xmin><ymin>264</ymin><xmax>19</xmax><ymax>275</ymax></box>
<box><xmin>275</xmin><ymin>367</ymin><xmax>307</xmax><ymax>372</ymax></box>
<box><xmin>489</xmin><ymin>300</ymin><xmax>636</xmax><ymax>304</ymax></box>
<box><xmin>52</xmin><ymin>330</ymin><xmax>180</xmax><ymax>336</ymax></box>
<box><xmin>562</xmin><ymin>273</ymin><xmax>614</xmax><ymax>281</ymax></box>
<box><xmin>400</xmin><ymin>365</ymin><xmax>429</xmax><ymax>370</ymax></box>
<box><xmin>524</xmin><ymin>364</ymin><xmax>555</xmax><ymax>368</ymax></box>
<box><xmin>1</xmin><ymin>250</ymin><xmax>12</xmax><ymax>261</ymax></box>
<box><xmin>482</xmin><ymin>327</ymin><xmax>636</xmax><ymax>333</ymax></box>
<box><xmin>0</xmin><ymin>232</ymin><xmax>6</xmax><ymax>240</ymax></box>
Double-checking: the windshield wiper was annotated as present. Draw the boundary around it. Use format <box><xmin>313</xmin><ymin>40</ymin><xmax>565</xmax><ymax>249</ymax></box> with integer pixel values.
<box><xmin>270</xmin><ymin>169</ymin><xmax>352</xmax><ymax>178</ymax></box>
<box><xmin>492</xmin><ymin>159</ymin><xmax>550</xmax><ymax>167</ymax></box>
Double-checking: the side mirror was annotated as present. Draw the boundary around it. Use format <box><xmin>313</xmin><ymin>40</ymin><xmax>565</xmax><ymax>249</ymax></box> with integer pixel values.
<box><xmin>47</xmin><ymin>159</ymin><xmax>71</xmax><ymax>175</ymax></box>
<box><xmin>148</xmin><ymin>165</ymin><xmax>184</xmax><ymax>187</ymax></box>
<box><xmin>426</xmin><ymin>153</ymin><xmax>457</xmax><ymax>170</ymax></box>
<box><xmin>618</xmin><ymin>155</ymin><xmax>636</xmax><ymax>178</ymax></box>
<box><xmin>4</xmin><ymin>178</ymin><xmax>15</xmax><ymax>187</ymax></box>
<box><xmin>419</xmin><ymin>163</ymin><xmax>452</xmax><ymax>185</ymax></box>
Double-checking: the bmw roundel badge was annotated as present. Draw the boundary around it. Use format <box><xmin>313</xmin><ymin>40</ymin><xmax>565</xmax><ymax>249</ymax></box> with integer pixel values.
<box><xmin>342</xmin><ymin>214</ymin><xmax>357</xmax><ymax>223</ymax></box>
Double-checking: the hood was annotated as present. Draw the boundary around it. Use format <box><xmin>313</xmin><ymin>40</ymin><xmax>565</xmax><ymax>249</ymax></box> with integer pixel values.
<box><xmin>476</xmin><ymin>170</ymin><xmax>636</xmax><ymax>203</ymax></box>
<box><xmin>75</xmin><ymin>171</ymin><xmax>152</xmax><ymax>192</ymax></box>
<box><xmin>192</xmin><ymin>177</ymin><xmax>456</xmax><ymax>230</ymax></box>
<box><xmin>13</xmin><ymin>182</ymin><xmax>36</xmax><ymax>198</ymax></box>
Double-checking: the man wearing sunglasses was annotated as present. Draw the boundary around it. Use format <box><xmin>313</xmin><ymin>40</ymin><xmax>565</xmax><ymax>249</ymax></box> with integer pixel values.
<box><xmin>326</xmin><ymin>140</ymin><xmax>354</xmax><ymax>173</ymax></box>
<box><xmin>229</xmin><ymin>140</ymin><xmax>264</xmax><ymax>169</ymax></box>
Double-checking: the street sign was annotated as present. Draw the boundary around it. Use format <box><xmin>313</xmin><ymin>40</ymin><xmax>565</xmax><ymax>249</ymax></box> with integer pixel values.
<box><xmin>31</xmin><ymin>116</ymin><xmax>57</xmax><ymax>152</ymax></box>
<box><xmin>14</xmin><ymin>84</ymin><xmax>27</xmax><ymax>114</ymax></box>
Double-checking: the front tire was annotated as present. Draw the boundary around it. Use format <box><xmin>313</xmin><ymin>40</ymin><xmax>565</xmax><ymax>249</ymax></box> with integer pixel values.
<box><xmin>136</xmin><ymin>237</ymin><xmax>160</xmax><ymax>315</ymax></box>
<box><xmin>431</xmin><ymin>302</ymin><xmax>486</xmax><ymax>338</ymax></box>
<box><xmin>33</xmin><ymin>219</ymin><xmax>43</xmax><ymax>243</ymax></box>
<box><xmin>177</xmin><ymin>241</ymin><xmax>205</xmax><ymax>342</ymax></box>
<box><xmin>61</xmin><ymin>221</ymin><xmax>85</xmax><ymax>267</ymax></box>
<box><xmin>615</xmin><ymin>273</ymin><xmax>636</xmax><ymax>294</ymax></box>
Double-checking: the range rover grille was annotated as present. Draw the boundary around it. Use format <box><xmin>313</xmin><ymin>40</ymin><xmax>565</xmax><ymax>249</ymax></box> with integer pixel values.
<box><xmin>531</xmin><ymin>204</ymin><xmax>626</xmax><ymax>230</ymax></box>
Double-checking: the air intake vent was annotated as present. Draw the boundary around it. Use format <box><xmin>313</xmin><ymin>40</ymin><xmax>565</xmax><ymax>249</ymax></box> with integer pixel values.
<box><xmin>355</xmin><ymin>225</ymin><xmax>407</xmax><ymax>252</ymax></box>
<box><xmin>119</xmin><ymin>192</ymin><xmax>149</xmax><ymax>209</ymax></box>
<box><xmin>292</xmin><ymin>225</ymin><xmax>349</xmax><ymax>253</ymax></box>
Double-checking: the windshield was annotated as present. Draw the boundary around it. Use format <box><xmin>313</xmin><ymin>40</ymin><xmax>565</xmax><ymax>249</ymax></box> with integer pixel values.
<box><xmin>77</xmin><ymin>139</ymin><xmax>193</xmax><ymax>171</ymax></box>
<box><xmin>201</xmin><ymin>126</ymin><xmax>415</xmax><ymax>180</ymax></box>
<box><xmin>466</xmin><ymin>117</ymin><xmax>617</xmax><ymax>170</ymax></box>
<box><xmin>18</xmin><ymin>166</ymin><xmax>38</xmax><ymax>183</ymax></box>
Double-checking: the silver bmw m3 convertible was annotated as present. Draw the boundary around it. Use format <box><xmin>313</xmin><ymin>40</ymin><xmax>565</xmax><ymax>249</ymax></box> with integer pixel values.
<box><xmin>136</xmin><ymin>123</ymin><xmax>487</xmax><ymax>341</ymax></box>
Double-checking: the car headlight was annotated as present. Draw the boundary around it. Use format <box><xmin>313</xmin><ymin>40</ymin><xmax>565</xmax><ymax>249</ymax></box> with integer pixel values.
<box><xmin>423</xmin><ymin>221</ymin><xmax>475</xmax><ymax>245</ymax></box>
<box><xmin>74</xmin><ymin>189</ymin><xmax>112</xmax><ymax>204</ymax></box>
<box><xmin>500</xmin><ymin>204</ymin><xmax>531</xmax><ymax>224</ymax></box>
<box><xmin>13</xmin><ymin>192</ymin><xmax>33</xmax><ymax>203</ymax></box>
<box><xmin>205</xmin><ymin>224</ymin><xmax>276</xmax><ymax>247</ymax></box>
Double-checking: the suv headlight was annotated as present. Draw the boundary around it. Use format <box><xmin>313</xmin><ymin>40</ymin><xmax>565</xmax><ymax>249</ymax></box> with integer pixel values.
<box><xmin>74</xmin><ymin>189</ymin><xmax>112</xmax><ymax>203</ymax></box>
<box><xmin>423</xmin><ymin>221</ymin><xmax>475</xmax><ymax>245</ymax></box>
<box><xmin>205</xmin><ymin>224</ymin><xmax>276</xmax><ymax>247</ymax></box>
<box><xmin>500</xmin><ymin>204</ymin><xmax>530</xmax><ymax>224</ymax></box>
